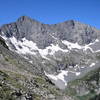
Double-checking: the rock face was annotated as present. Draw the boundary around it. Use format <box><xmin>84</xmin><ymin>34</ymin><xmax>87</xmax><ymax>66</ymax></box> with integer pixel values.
<box><xmin>1</xmin><ymin>16</ymin><xmax>100</xmax><ymax>49</ymax></box>
<box><xmin>0</xmin><ymin>16</ymin><xmax>100</xmax><ymax>100</ymax></box>
<box><xmin>0</xmin><ymin>36</ymin><xmax>8</xmax><ymax>49</ymax></box>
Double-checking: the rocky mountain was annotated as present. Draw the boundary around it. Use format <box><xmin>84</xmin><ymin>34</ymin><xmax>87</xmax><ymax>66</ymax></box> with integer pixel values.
<box><xmin>0</xmin><ymin>16</ymin><xmax>100</xmax><ymax>100</ymax></box>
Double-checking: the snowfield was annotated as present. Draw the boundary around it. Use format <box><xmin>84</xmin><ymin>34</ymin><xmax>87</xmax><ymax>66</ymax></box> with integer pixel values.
<box><xmin>62</xmin><ymin>39</ymin><xmax>100</xmax><ymax>53</ymax></box>
<box><xmin>44</xmin><ymin>70</ymin><xmax>81</xmax><ymax>89</ymax></box>
<box><xmin>1</xmin><ymin>35</ymin><xmax>69</xmax><ymax>59</ymax></box>
<box><xmin>1</xmin><ymin>33</ymin><xmax>100</xmax><ymax>60</ymax></box>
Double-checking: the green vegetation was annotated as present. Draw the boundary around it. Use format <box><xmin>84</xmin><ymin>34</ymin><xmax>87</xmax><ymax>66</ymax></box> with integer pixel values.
<box><xmin>32</xmin><ymin>93</ymin><xmax>41</xmax><ymax>100</ymax></box>
<box><xmin>34</xmin><ymin>75</ymin><xmax>61</xmax><ymax>96</ymax></box>
<box><xmin>0</xmin><ymin>70</ymin><xmax>62</xmax><ymax>100</ymax></box>
<box><xmin>4</xmin><ymin>56</ymin><xmax>18</xmax><ymax>65</ymax></box>
<box><xmin>0</xmin><ymin>70</ymin><xmax>16</xmax><ymax>100</ymax></box>
<box><xmin>65</xmin><ymin>67</ymin><xmax>100</xmax><ymax>100</ymax></box>
<box><xmin>77</xmin><ymin>92</ymin><xmax>96</xmax><ymax>100</ymax></box>
<box><xmin>34</xmin><ymin>76</ymin><xmax>46</xmax><ymax>84</ymax></box>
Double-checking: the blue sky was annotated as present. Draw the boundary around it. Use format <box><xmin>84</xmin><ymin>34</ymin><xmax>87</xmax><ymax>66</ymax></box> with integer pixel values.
<box><xmin>0</xmin><ymin>0</ymin><xmax>100</xmax><ymax>29</ymax></box>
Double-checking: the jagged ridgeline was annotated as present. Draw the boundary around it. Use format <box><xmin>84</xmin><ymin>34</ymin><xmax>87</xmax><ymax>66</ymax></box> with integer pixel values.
<box><xmin>0</xmin><ymin>16</ymin><xmax>100</xmax><ymax>100</ymax></box>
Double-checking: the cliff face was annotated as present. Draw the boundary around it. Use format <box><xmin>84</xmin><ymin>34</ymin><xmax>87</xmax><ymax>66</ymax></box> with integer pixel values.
<box><xmin>1</xmin><ymin>16</ymin><xmax>100</xmax><ymax>49</ymax></box>
<box><xmin>0</xmin><ymin>16</ymin><xmax>100</xmax><ymax>100</ymax></box>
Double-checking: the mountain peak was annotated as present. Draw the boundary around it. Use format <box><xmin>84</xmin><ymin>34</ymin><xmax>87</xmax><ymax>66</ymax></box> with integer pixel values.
<box><xmin>17</xmin><ymin>16</ymin><xmax>33</xmax><ymax>22</ymax></box>
<box><xmin>17</xmin><ymin>16</ymin><xmax>77</xmax><ymax>25</ymax></box>
<box><xmin>17</xmin><ymin>16</ymin><xmax>41</xmax><ymax>24</ymax></box>
<box><xmin>65</xmin><ymin>19</ymin><xmax>76</xmax><ymax>26</ymax></box>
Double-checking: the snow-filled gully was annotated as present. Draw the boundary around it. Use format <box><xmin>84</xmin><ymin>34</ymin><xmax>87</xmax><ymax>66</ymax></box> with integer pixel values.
<box><xmin>44</xmin><ymin>62</ymin><xmax>97</xmax><ymax>90</ymax></box>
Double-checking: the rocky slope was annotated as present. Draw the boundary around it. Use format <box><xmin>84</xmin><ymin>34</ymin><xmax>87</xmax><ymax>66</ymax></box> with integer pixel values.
<box><xmin>0</xmin><ymin>16</ymin><xmax>100</xmax><ymax>100</ymax></box>
<box><xmin>0</xmin><ymin>36</ymin><xmax>67</xmax><ymax>100</ymax></box>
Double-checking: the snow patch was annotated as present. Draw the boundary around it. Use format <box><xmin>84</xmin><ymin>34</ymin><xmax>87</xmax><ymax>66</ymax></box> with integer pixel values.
<box><xmin>45</xmin><ymin>70</ymin><xmax>81</xmax><ymax>89</ymax></box>
<box><xmin>75</xmin><ymin>72</ymin><xmax>81</xmax><ymax>76</ymax></box>
<box><xmin>90</xmin><ymin>63</ymin><xmax>95</xmax><ymax>67</ymax></box>
<box><xmin>69</xmin><ymin>71</ymin><xmax>81</xmax><ymax>76</ymax></box>
<box><xmin>95</xmin><ymin>50</ymin><xmax>100</xmax><ymax>52</ymax></box>
<box><xmin>62</xmin><ymin>39</ymin><xmax>100</xmax><ymax>53</ymax></box>
<box><xmin>9</xmin><ymin>36</ymin><xmax>38</xmax><ymax>55</ymax></box>
<box><xmin>29</xmin><ymin>61</ymin><xmax>33</xmax><ymax>64</ymax></box>
<box><xmin>95</xmin><ymin>39</ymin><xmax>99</xmax><ymax>42</ymax></box>
<box><xmin>62</xmin><ymin>41</ymin><xmax>82</xmax><ymax>50</ymax></box>
<box><xmin>44</xmin><ymin>70</ymin><xmax>68</xmax><ymax>89</ymax></box>
<box><xmin>39</xmin><ymin>44</ymin><xmax>68</xmax><ymax>57</ymax></box>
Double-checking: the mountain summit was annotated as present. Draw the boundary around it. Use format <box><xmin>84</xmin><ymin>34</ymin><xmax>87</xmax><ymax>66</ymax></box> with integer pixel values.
<box><xmin>1</xmin><ymin>16</ymin><xmax>100</xmax><ymax>49</ymax></box>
